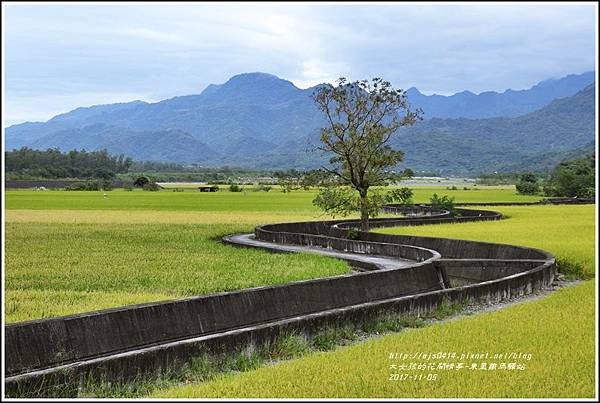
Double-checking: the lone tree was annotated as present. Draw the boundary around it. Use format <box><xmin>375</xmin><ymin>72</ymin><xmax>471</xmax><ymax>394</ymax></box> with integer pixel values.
<box><xmin>312</xmin><ymin>77</ymin><xmax>421</xmax><ymax>231</ymax></box>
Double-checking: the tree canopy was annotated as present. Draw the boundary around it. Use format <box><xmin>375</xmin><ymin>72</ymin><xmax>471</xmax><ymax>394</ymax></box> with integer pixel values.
<box><xmin>544</xmin><ymin>154</ymin><xmax>595</xmax><ymax>198</ymax></box>
<box><xmin>311</xmin><ymin>77</ymin><xmax>421</xmax><ymax>230</ymax></box>
<box><xmin>5</xmin><ymin>148</ymin><xmax>132</xmax><ymax>180</ymax></box>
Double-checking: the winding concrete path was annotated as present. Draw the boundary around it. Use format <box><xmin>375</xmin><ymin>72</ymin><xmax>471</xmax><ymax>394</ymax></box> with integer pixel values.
<box><xmin>224</xmin><ymin>233</ymin><xmax>416</xmax><ymax>271</ymax></box>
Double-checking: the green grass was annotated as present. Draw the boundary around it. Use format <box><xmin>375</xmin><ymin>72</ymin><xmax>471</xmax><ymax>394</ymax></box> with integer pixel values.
<box><xmin>4</xmin><ymin>220</ymin><xmax>349</xmax><ymax>323</ymax></box>
<box><xmin>3</xmin><ymin>187</ymin><xmax>596</xmax><ymax>397</ymax></box>
<box><xmin>4</xmin><ymin>185</ymin><xmax>542</xmax><ymax>211</ymax></box>
<box><xmin>154</xmin><ymin>281</ymin><xmax>595</xmax><ymax>398</ymax></box>
<box><xmin>47</xmin><ymin>302</ymin><xmax>465</xmax><ymax>398</ymax></box>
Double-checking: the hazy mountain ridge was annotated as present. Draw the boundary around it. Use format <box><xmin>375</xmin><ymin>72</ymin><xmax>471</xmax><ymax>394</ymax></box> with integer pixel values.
<box><xmin>391</xmin><ymin>83</ymin><xmax>595</xmax><ymax>174</ymax></box>
<box><xmin>407</xmin><ymin>71</ymin><xmax>595</xmax><ymax>119</ymax></box>
<box><xmin>4</xmin><ymin>71</ymin><xmax>596</xmax><ymax>174</ymax></box>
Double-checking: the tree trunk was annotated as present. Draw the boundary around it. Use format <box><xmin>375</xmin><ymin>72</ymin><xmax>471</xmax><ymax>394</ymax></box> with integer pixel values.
<box><xmin>359</xmin><ymin>189</ymin><xmax>370</xmax><ymax>231</ymax></box>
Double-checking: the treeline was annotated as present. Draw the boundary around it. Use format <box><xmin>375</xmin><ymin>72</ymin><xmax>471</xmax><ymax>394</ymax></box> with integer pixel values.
<box><xmin>121</xmin><ymin>161</ymin><xmax>274</xmax><ymax>183</ymax></box>
<box><xmin>5</xmin><ymin>148</ymin><xmax>132</xmax><ymax>180</ymax></box>
<box><xmin>129</xmin><ymin>160</ymin><xmax>269</xmax><ymax>174</ymax></box>
<box><xmin>515</xmin><ymin>153</ymin><xmax>595</xmax><ymax>198</ymax></box>
<box><xmin>544</xmin><ymin>154</ymin><xmax>595</xmax><ymax>198</ymax></box>
<box><xmin>4</xmin><ymin>148</ymin><xmax>275</xmax><ymax>183</ymax></box>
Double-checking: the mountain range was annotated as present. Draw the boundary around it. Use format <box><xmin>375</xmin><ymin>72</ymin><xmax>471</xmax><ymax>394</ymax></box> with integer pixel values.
<box><xmin>406</xmin><ymin>71</ymin><xmax>595</xmax><ymax>119</ymax></box>
<box><xmin>4</xmin><ymin>71</ymin><xmax>596</xmax><ymax>175</ymax></box>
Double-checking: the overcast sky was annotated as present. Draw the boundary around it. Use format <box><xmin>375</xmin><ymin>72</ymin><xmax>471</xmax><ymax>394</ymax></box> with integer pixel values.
<box><xmin>3</xmin><ymin>2</ymin><xmax>597</xmax><ymax>125</ymax></box>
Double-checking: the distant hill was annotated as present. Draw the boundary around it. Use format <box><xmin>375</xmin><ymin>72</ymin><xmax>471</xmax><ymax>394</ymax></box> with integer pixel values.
<box><xmin>4</xmin><ymin>72</ymin><xmax>596</xmax><ymax>175</ymax></box>
<box><xmin>407</xmin><ymin>71</ymin><xmax>595</xmax><ymax>119</ymax></box>
<box><xmin>27</xmin><ymin>124</ymin><xmax>217</xmax><ymax>163</ymax></box>
<box><xmin>391</xmin><ymin>83</ymin><xmax>596</xmax><ymax>174</ymax></box>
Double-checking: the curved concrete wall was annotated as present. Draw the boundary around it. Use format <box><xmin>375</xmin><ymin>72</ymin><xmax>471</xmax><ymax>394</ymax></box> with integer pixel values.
<box><xmin>5</xmin><ymin>258</ymin><xmax>443</xmax><ymax>377</ymax></box>
<box><xmin>5</xmin><ymin>203</ymin><xmax>561</xmax><ymax>396</ymax></box>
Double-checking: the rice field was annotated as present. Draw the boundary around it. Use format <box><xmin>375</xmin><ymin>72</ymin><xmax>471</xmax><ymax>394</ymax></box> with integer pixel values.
<box><xmin>4</xmin><ymin>218</ymin><xmax>350</xmax><ymax>323</ymax></box>
<box><xmin>376</xmin><ymin>204</ymin><xmax>596</xmax><ymax>278</ymax></box>
<box><xmin>4</xmin><ymin>185</ymin><xmax>542</xmax><ymax>212</ymax></box>
<box><xmin>3</xmin><ymin>186</ymin><xmax>596</xmax><ymax>398</ymax></box>
<box><xmin>150</xmin><ymin>204</ymin><xmax>596</xmax><ymax>399</ymax></box>
<box><xmin>154</xmin><ymin>281</ymin><xmax>595</xmax><ymax>398</ymax></box>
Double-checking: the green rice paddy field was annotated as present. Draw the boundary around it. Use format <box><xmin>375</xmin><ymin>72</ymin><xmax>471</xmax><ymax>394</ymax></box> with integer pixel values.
<box><xmin>3</xmin><ymin>186</ymin><xmax>597</xmax><ymax>398</ymax></box>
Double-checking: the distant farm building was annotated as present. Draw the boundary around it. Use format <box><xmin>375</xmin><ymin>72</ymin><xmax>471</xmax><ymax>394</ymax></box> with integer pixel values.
<box><xmin>198</xmin><ymin>185</ymin><xmax>219</xmax><ymax>192</ymax></box>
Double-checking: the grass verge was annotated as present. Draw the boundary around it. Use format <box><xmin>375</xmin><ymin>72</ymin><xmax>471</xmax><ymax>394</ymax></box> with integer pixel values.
<box><xmin>19</xmin><ymin>299</ymin><xmax>469</xmax><ymax>398</ymax></box>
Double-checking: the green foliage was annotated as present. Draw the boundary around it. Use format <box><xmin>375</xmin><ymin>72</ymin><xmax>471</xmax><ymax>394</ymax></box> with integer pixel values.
<box><xmin>312</xmin><ymin>187</ymin><xmax>357</xmax><ymax>218</ymax></box>
<box><xmin>424</xmin><ymin>299</ymin><xmax>469</xmax><ymax>320</ymax></box>
<box><xmin>133</xmin><ymin>176</ymin><xmax>151</xmax><ymax>188</ymax></box>
<box><xmin>264</xmin><ymin>332</ymin><xmax>310</xmax><ymax>360</ymax></box>
<box><xmin>555</xmin><ymin>257</ymin><xmax>589</xmax><ymax>280</ymax></box>
<box><xmin>515</xmin><ymin>182</ymin><xmax>540</xmax><ymax>195</ymax></box>
<box><xmin>312</xmin><ymin>187</ymin><xmax>389</xmax><ymax>219</ymax></box>
<box><xmin>229</xmin><ymin>184</ymin><xmax>242</xmax><ymax>192</ymax></box>
<box><xmin>401</xmin><ymin>168</ymin><xmax>414</xmax><ymax>179</ymax></box>
<box><xmin>274</xmin><ymin>169</ymin><xmax>338</xmax><ymax>193</ymax></box>
<box><xmin>312</xmin><ymin>77</ymin><xmax>421</xmax><ymax>229</ymax></box>
<box><xmin>120</xmin><ymin>166</ymin><xmax>274</xmax><ymax>184</ymax></box>
<box><xmin>252</xmin><ymin>184</ymin><xmax>272</xmax><ymax>192</ymax></box>
<box><xmin>311</xmin><ymin>326</ymin><xmax>357</xmax><ymax>351</ymax></box>
<box><xmin>312</xmin><ymin>186</ymin><xmax>415</xmax><ymax>221</ymax></box>
<box><xmin>5</xmin><ymin>147</ymin><xmax>131</xmax><ymax>180</ymax></box>
<box><xmin>387</xmin><ymin>187</ymin><xmax>414</xmax><ymax>206</ymax></box>
<box><xmin>346</xmin><ymin>227</ymin><xmax>360</xmax><ymax>240</ymax></box>
<box><xmin>274</xmin><ymin>169</ymin><xmax>303</xmax><ymax>193</ymax></box>
<box><xmin>544</xmin><ymin>154</ymin><xmax>595</xmax><ymax>198</ymax></box>
<box><xmin>515</xmin><ymin>172</ymin><xmax>540</xmax><ymax>195</ymax></box>
<box><xmin>429</xmin><ymin>193</ymin><xmax>455</xmax><ymax>212</ymax></box>
<box><xmin>142</xmin><ymin>182</ymin><xmax>161</xmax><ymax>192</ymax></box>
<box><xmin>65</xmin><ymin>180</ymin><xmax>113</xmax><ymax>191</ymax></box>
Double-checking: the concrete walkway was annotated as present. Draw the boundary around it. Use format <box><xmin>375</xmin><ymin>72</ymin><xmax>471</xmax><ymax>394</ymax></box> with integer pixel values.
<box><xmin>224</xmin><ymin>233</ymin><xmax>416</xmax><ymax>271</ymax></box>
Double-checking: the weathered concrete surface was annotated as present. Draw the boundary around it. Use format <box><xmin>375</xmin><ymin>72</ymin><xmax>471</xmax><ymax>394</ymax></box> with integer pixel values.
<box><xmin>224</xmin><ymin>233</ymin><xmax>417</xmax><ymax>271</ymax></box>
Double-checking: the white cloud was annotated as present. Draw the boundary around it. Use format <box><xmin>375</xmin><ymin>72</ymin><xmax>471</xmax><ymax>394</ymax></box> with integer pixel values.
<box><xmin>2</xmin><ymin>2</ymin><xmax>597</xmax><ymax>125</ymax></box>
<box><xmin>291</xmin><ymin>60</ymin><xmax>351</xmax><ymax>89</ymax></box>
<box><xmin>115</xmin><ymin>27</ymin><xmax>191</xmax><ymax>46</ymax></box>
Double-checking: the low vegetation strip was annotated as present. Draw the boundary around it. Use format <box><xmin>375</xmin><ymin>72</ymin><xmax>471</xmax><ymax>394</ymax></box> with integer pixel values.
<box><xmin>37</xmin><ymin>300</ymin><xmax>469</xmax><ymax>398</ymax></box>
<box><xmin>4</xmin><ymin>187</ymin><xmax>542</xmax><ymax>211</ymax></box>
<box><xmin>153</xmin><ymin>280</ymin><xmax>594</xmax><ymax>398</ymax></box>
